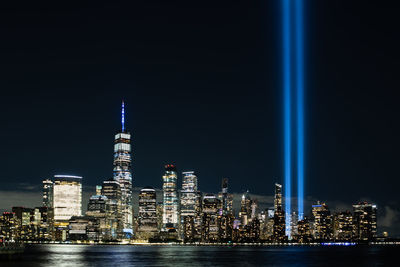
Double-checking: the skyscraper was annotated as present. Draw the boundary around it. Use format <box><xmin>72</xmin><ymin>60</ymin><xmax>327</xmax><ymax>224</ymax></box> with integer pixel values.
<box><xmin>53</xmin><ymin>175</ymin><xmax>82</xmax><ymax>221</ymax></box>
<box><xmin>202</xmin><ymin>194</ymin><xmax>221</xmax><ymax>242</ymax></box>
<box><xmin>101</xmin><ymin>179</ymin><xmax>123</xmax><ymax>239</ymax></box>
<box><xmin>138</xmin><ymin>187</ymin><xmax>158</xmax><ymax>234</ymax></box>
<box><xmin>311</xmin><ymin>201</ymin><xmax>333</xmax><ymax>241</ymax></box>
<box><xmin>180</xmin><ymin>171</ymin><xmax>198</xmax><ymax>241</ymax></box>
<box><xmin>113</xmin><ymin>101</ymin><xmax>133</xmax><ymax>236</ymax></box>
<box><xmin>239</xmin><ymin>191</ymin><xmax>251</xmax><ymax>226</ymax></box>
<box><xmin>162</xmin><ymin>164</ymin><xmax>178</xmax><ymax>230</ymax></box>
<box><xmin>273</xmin><ymin>183</ymin><xmax>286</xmax><ymax>241</ymax></box>
<box><xmin>42</xmin><ymin>179</ymin><xmax>53</xmax><ymax>208</ymax></box>
<box><xmin>218</xmin><ymin>178</ymin><xmax>233</xmax><ymax>216</ymax></box>
<box><xmin>180</xmin><ymin>171</ymin><xmax>198</xmax><ymax>217</ymax></box>
<box><xmin>353</xmin><ymin>202</ymin><xmax>377</xmax><ymax>242</ymax></box>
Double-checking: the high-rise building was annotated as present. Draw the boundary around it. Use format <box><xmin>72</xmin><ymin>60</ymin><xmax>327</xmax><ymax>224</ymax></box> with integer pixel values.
<box><xmin>273</xmin><ymin>183</ymin><xmax>286</xmax><ymax>241</ymax></box>
<box><xmin>180</xmin><ymin>171</ymin><xmax>198</xmax><ymax>241</ymax></box>
<box><xmin>353</xmin><ymin>202</ymin><xmax>377</xmax><ymax>242</ymax></box>
<box><xmin>42</xmin><ymin>179</ymin><xmax>53</xmax><ymax>208</ymax></box>
<box><xmin>202</xmin><ymin>194</ymin><xmax>221</xmax><ymax>242</ymax></box>
<box><xmin>218</xmin><ymin>178</ymin><xmax>233</xmax><ymax>241</ymax></box>
<box><xmin>101</xmin><ymin>179</ymin><xmax>123</xmax><ymax>239</ymax></box>
<box><xmin>239</xmin><ymin>191</ymin><xmax>251</xmax><ymax>226</ymax></box>
<box><xmin>311</xmin><ymin>201</ymin><xmax>332</xmax><ymax>241</ymax></box>
<box><xmin>138</xmin><ymin>187</ymin><xmax>158</xmax><ymax>234</ymax></box>
<box><xmin>162</xmin><ymin>164</ymin><xmax>179</xmax><ymax>231</ymax></box>
<box><xmin>180</xmin><ymin>172</ymin><xmax>198</xmax><ymax>217</ymax></box>
<box><xmin>296</xmin><ymin>217</ymin><xmax>312</xmax><ymax>243</ymax></box>
<box><xmin>218</xmin><ymin>178</ymin><xmax>233</xmax><ymax>216</ymax></box>
<box><xmin>113</xmin><ymin>101</ymin><xmax>133</xmax><ymax>236</ymax></box>
<box><xmin>333</xmin><ymin>211</ymin><xmax>353</xmax><ymax>241</ymax></box>
<box><xmin>86</xmin><ymin>195</ymin><xmax>109</xmax><ymax>241</ymax></box>
<box><xmin>53</xmin><ymin>175</ymin><xmax>82</xmax><ymax>222</ymax></box>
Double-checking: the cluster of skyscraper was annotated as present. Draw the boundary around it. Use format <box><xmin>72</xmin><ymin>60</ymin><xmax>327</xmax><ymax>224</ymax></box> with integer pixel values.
<box><xmin>0</xmin><ymin>103</ymin><xmax>381</xmax><ymax>244</ymax></box>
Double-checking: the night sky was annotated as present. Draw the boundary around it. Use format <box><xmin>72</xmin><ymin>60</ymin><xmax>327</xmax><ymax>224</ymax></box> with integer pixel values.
<box><xmin>0</xmin><ymin>1</ymin><xmax>399</xmax><ymax>233</ymax></box>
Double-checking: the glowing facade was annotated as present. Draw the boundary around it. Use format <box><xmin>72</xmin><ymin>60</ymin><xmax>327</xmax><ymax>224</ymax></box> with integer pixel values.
<box><xmin>162</xmin><ymin>164</ymin><xmax>178</xmax><ymax>230</ymax></box>
<box><xmin>53</xmin><ymin>175</ymin><xmax>82</xmax><ymax>221</ymax></box>
<box><xmin>113</xmin><ymin>101</ymin><xmax>133</xmax><ymax>235</ymax></box>
<box><xmin>138</xmin><ymin>187</ymin><xmax>157</xmax><ymax>233</ymax></box>
<box><xmin>180</xmin><ymin>171</ymin><xmax>198</xmax><ymax>217</ymax></box>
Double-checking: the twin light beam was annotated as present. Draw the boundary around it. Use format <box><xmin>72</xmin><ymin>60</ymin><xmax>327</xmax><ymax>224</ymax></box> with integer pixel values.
<box><xmin>283</xmin><ymin>0</ymin><xmax>305</xmax><ymax>237</ymax></box>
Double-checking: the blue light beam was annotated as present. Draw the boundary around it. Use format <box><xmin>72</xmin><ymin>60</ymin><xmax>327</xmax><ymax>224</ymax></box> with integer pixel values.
<box><xmin>295</xmin><ymin>0</ymin><xmax>305</xmax><ymax>221</ymax></box>
<box><xmin>283</xmin><ymin>0</ymin><xmax>292</xmax><ymax>236</ymax></box>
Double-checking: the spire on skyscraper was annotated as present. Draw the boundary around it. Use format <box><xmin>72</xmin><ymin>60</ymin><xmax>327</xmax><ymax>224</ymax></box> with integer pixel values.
<box><xmin>121</xmin><ymin>100</ymin><xmax>125</xmax><ymax>132</ymax></box>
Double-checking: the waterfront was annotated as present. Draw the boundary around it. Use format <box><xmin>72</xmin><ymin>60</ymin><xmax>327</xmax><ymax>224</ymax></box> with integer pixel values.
<box><xmin>1</xmin><ymin>244</ymin><xmax>399</xmax><ymax>266</ymax></box>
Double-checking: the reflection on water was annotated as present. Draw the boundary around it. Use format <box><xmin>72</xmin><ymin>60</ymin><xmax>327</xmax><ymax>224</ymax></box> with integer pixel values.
<box><xmin>1</xmin><ymin>244</ymin><xmax>399</xmax><ymax>267</ymax></box>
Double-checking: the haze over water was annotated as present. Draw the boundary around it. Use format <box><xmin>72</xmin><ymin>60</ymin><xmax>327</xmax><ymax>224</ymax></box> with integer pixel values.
<box><xmin>2</xmin><ymin>244</ymin><xmax>399</xmax><ymax>266</ymax></box>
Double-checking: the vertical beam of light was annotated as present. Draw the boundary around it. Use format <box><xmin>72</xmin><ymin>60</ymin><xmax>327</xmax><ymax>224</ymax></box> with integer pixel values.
<box><xmin>295</xmin><ymin>0</ymin><xmax>304</xmax><ymax>221</ymax></box>
<box><xmin>282</xmin><ymin>0</ymin><xmax>292</xmax><ymax>237</ymax></box>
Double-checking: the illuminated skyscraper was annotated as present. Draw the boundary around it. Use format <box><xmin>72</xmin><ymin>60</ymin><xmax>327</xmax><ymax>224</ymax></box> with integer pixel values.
<box><xmin>42</xmin><ymin>179</ymin><xmax>53</xmax><ymax>208</ymax></box>
<box><xmin>113</xmin><ymin>101</ymin><xmax>133</xmax><ymax>236</ymax></box>
<box><xmin>180</xmin><ymin>171</ymin><xmax>198</xmax><ymax>217</ymax></box>
<box><xmin>353</xmin><ymin>202</ymin><xmax>377</xmax><ymax>242</ymax></box>
<box><xmin>162</xmin><ymin>164</ymin><xmax>178</xmax><ymax>230</ymax></box>
<box><xmin>239</xmin><ymin>191</ymin><xmax>251</xmax><ymax>226</ymax></box>
<box><xmin>53</xmin><ymin>175</ymin><xmax>82</xmax><ymax>222</ymax></box>
<box><xmin>333</xmin><ymin>211</ymin><xmax>354</xmax><ymax>241</ymax></box>
<box><xmin>311</xmin><ymin>201</ymin><xmax>332</xmax><ymax>241</ymax></box>
<box><xmin>180</xmin><ymin>171</ymin><xmax>198</xmax><ymax>241</ymax></box>
<box><xmin>218</xmin><ymin>178</ymin><xmax>233</xmax><ymax>216</ymax></box>
<box><xmin>101</xmin><ymin>179</ymin><xmax>123</xmax><ymax>239</ymax></box>
<box><xmin>138</xmin><ymin>187</ymin><xmax>157</xmax><ymax>234</ymax></box>
<box><xmin>273</xmin><ymin>183</ymin><xmax>286</xmax><ymax>241</ymax></box>
<box><xmin>202</xmin><ymin>194</ymin><xmax>221</xmax><ymax>242</ymax></box>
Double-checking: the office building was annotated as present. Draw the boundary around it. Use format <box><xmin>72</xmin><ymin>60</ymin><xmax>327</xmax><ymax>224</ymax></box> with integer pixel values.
<box><xmin>162</xmin><ymin>164</ymin><xmax>179</xmax><ymax>230</ymax></box>
<box><xmin>113</xmin><ymin>101</ymin><xmax>133</xmax><ymax>236</ymax></box>
<box><xmin>353</xmin><ymin>202</ymin><xmax>377</xmax><ymax>242</ymax></box>
<box><xmin>138</xmin><ymin>187</ymin><xmax>158</xmax><ymax>234</ymax></box>
<box><xmin>311</xmin><ymin>201</ymin><xmax>332</xmax><ymax>241</ymax></box>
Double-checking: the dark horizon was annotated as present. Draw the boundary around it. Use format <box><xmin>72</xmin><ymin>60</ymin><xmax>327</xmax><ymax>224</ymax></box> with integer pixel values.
<box><xmin>0</xmin><ymin>1</ymin><xmax>399</xmax><ymax>235</ymax></box>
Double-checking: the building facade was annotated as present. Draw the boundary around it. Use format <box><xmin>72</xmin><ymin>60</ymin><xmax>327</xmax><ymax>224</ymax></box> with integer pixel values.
<box><xmin>138</xmin><ymin>187</ymin><xmax>158</xmax><ymax>234</ymax></box>
<box><xmin>162</xmin><ymin>164</ymin><xmax>179</xmax><ymax>230</ymax></box>
<box><xmin>112</xmin><ymin>102</ymin><xmax>133</xmax><ymax>236</ymax></box>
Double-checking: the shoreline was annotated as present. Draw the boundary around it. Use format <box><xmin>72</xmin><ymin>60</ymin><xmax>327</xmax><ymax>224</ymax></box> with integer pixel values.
<box><xmin>22</xmin><ymin>241</ymin><xmax>400</xmax><ymax>246</ymax></box>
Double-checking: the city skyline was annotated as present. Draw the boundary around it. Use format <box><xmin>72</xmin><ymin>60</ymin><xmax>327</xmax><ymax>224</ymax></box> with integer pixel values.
<box><xmin>1</xmin><ymin>1</ymin><xmax>399</xmax><ymax>238</ymax></box>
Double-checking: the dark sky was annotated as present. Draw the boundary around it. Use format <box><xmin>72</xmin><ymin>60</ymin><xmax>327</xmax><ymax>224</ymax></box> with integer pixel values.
<box><xmin>0</xmin><ymin>0</ymin><xmax>399</xmax><ymax>225</ymax></box>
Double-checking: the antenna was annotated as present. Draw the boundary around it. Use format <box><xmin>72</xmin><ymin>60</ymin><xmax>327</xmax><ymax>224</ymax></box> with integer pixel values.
<box><xmin>121</xmin><ymin>101</ymin><xmax>125</xmax><ymax>132</ymax></box>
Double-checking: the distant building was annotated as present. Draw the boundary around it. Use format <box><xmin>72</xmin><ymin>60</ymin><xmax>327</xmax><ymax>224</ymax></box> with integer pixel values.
<box><xmin>42</xmin><ymin>179</ymin><xmax>53</xmax><ymax>208</ymax></box>
<box><xmin>86</xmin><ymin>195</ymin><xmax>109</xmax><ymax>241</ymax></box>
<box><xmin>101</xmin><ymin>179</ymin><xmax>123</xmax><ymax>239</ymax></box>
<box><xmin>162</xmin><ymin>164</ymin><xmax>179</xmax><ymax>231</ymax></box>
<box><xmin>353</xmin><ymin>202</ymin><xmax>377</xmax><ymax>242</ymax></box>
<box><xmin>311</xmin><ymin>202</ymin><xmax>333</xmax><ymax>241</ymax></box>
<box><xmin>296</xmin><ymin>217</ymin><xmax>312</xmax><ymax>243</ymax></box>
<box><xmin>218</xmin><ymin>178</ymin><xmax>233</xmax><ymax>216</ymax></box>
<box><xmin>180</xmin><ymin>171</ymin><xmax>198</xmax><ymax>241</ymax></box>
<box><xmin>273</xmin><ymin>183</ymin><xmax>286</xmax><ymax>241</ymax></box>
<box><xmin>239</xmin><ymin>191</ymin><xmax>251</xmax><ymax>226</ymax></box>
<box><xmin>333</xmin><ymin>211</ymin><xmax>353</xmax><ymax>241</ymax></box>
<box><xmin>138</xmin><ymin>187</ymin><xmax>158</xmax><ymax>235</ymax></box>
<box><xmin>202</xmin><ymin>194</ymin><xmax>221</xmax><ymax>242</ymax></box>
<box><xmin>112</xmin><ymin>102</ymin><xmax>133</xmax><ymax>237</ymax></box>
<box><xmin>218</xmin><ymin>178</ymin><xmax>233</xmax><ymax>241</ymax></box>
<box><xmin>53</xmin><ymin>175</ymin><xmax>82</xmax><ymax>221</ymax></box>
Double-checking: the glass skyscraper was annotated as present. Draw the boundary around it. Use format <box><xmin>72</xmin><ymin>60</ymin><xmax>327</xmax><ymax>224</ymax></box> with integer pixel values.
<box><xmin>53</xmin><ymin>175</ymin><xmax>82</xmax><ymax>221</ymax></box>
<box><xmin>113</xmin><ymin>101</ymin><xmax>133</xmax><ymax>236</ymax></box>
<box><xmin>162</xmin><ymin>164</ymin><xmax>178</xmax><ymax>230</ymax></box>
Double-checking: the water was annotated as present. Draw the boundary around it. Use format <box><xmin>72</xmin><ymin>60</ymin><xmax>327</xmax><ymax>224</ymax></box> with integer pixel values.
<box><xmin>1</xmin><ymin>244</ymin><xmax>399</xmax><ymax>266</ymax></box>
